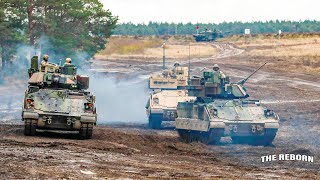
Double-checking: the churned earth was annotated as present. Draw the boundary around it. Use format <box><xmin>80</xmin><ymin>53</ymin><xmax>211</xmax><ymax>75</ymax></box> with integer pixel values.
<box><xmin>0</xmin><ymin>36</ymin><xmax>319</xmax><ymax>179</ymax></box>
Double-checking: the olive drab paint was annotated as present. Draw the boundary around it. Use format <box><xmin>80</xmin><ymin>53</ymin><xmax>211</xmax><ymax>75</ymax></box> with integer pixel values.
<box><xmin>193</xmin><ymin>29</ymin><xmax>224</xmax><ymax>42</ymax></box>
<box><xmin>22</xmin><ymin>56</ymin><xmax>97</xmax><ymax>139</ymax></box>
<box><xmin>175</xmin><ymin>63</ymin><xmax>280</xmax><ymax>146</ymax></box>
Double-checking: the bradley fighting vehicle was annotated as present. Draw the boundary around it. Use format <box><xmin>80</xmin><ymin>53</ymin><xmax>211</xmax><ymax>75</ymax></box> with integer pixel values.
<box><xmin>146</xmin><ymin>63</ymin><xmax>196</xmax><ymax>129</ymax></box>
<box><xmin>193</xmin><ymin>29</ymin><xmax>223</xmax><ymax>42</ymax></box>
<box><xmin>175</xmin><ymin>63</ymin><xmax>280</xmax><ymax>145</ymax></box>
<box><xmin>22</xmin><ymin>56</ymin><xmax>97</xmax><ymax>139</ymax></box>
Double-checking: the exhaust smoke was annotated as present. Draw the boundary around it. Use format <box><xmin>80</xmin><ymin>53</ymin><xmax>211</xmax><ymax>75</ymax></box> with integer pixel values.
<box><xmin>87</xmin><ymin>72</ymin><xmax>150</xmax><ymax>124</ymax></box>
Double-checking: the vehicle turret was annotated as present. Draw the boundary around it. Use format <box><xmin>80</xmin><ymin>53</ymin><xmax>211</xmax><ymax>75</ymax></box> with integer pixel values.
<box><xmin>186</xmin><ymin>63</ymin><xmax>267</xmax><ymax>101</ymax></box>
<box><xmin>149</xmin><ymin>62</ymin><xmax>189</xmax><ymax>90</ymax></box>
<box><xmin>193</xmin><ymin>29</ymin><xmax>224</xmax><ymax>42</ymax></box>
<box><xmin>27</xmin><ymin>56</ymin><xmax>89</xmax><ymax>90</ymax></box>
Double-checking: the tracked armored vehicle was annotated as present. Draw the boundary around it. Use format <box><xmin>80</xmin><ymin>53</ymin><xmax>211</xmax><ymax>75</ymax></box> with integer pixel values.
<box><xmin>176</xmin><ymin>63</ymin><xmax>279</xmax><ymax>145</ymax></box>
<box><xmin>146</xmin><ymin>90</ymin><xmax>195</xmax><ymax>129</ymax></box>
<box><xmin>193</xmin><ymin>29</ymin><xmax>223</xmax><ymax>42</ymax></box>
<box><xmin>22</xmin><ymin>56</ymin><xmax>97</xmax><ymax>139</ymax></box>
<box><xmin>146</xmin><ymin>63</ymin><xmax>195</xmax><ymax>129</ymax></box>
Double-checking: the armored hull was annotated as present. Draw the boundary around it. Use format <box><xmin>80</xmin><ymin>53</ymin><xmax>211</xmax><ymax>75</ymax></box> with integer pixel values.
<box><xmin>146</xmin><ymin>64</ymin><xmax>194</xmax><ymax>129</ymax></box>
<box><xmin>176</xmin><ymin>99</ymin><xmax>279</xmax><ymax>145</ymax></box>
<box><xmin>174</xmin><ymin>63</ymin><xmax>280</xmax><ymax>145</ymax></box>
<box><xmin>146</xmin><ymin>90</ymin><xmax>195</xmax><ymax>129</ymax></box>
<box><xmin>23</xmin><ymin>89</ymin><xmax>96</xmax><ymax>138</ymax></box>
<box><xmin>22</xmin><ymin>56</ymin><xmax>97</xmax><ymax>139</ymax></box>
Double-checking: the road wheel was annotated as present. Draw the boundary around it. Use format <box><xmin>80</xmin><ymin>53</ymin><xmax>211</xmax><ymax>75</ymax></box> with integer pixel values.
<box><xmin>24</xmin><ymin>119</ymin><xmax>37</xmax><ymax>136</ymax></box>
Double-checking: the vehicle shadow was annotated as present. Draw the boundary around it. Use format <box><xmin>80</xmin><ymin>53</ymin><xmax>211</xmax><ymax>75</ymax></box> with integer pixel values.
<box><xmin>34</xmin><ymin>130</ymin><xmax>80</xmax><ymax>140</ymax></box>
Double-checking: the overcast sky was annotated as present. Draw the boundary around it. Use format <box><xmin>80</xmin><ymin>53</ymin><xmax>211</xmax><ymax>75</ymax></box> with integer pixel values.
<box><xmin>100</xmin><ymin>0</ymin><xmax>319</xmax><ymax>24</ymax></box>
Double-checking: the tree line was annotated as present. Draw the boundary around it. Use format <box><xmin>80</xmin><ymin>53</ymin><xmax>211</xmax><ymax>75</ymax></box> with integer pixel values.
<box><xmin>113</xmin><ymin>20</ymin><xmax>320</xmax><ymax>36</ymax></box>
<box><xmin>0</xmin><ymin>0</ymin><xmax>117</xmax><ymax>69</ymax></box>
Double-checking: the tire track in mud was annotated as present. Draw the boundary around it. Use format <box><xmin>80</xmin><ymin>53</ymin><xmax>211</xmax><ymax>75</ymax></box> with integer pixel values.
<box><xmin>90</xmin><ymin>43</ymin><xmax>245</xmax><ymax>78</ymax></box>
<box><xmin>0</xmin><ymin>125</ymin><xmax>318</xmax><ymax>179</ymax></box>
<box><xmin>180</xmin><ymin>43</ymin><xmax>245</xmax><ymax>65</ymax></box>
<box><xmin>154</xmin><ymin>43</ymin><xmax>245</xmax><ymax>73</ymax></box>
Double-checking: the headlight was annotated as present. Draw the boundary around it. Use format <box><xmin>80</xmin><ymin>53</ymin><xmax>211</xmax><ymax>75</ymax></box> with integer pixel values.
<box><xmin>26</xmin><ymin>98</ymin><xmax>35</xmax><ymax>109</ymax></box>
<box><xmin>264</xmin><ymin>109</ymin><xmax>274</xmax><ymax>117</ymax></box>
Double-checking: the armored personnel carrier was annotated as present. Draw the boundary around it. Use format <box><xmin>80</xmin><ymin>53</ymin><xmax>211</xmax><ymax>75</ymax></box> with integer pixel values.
<box><xmin>146</xmin><ymin>90</ymin><xmax>195</xmax><ymax>129</ymax></box>
<box><xmin>193</xmin><ymin>29</ymin><xmax>223</xmax><ymax>42</ymax></box>
<box><xmin>22</xmin><ymin>56</ymin><xmax>97</xmax><ymax>139</ymax></box>
<box><xmin>146</xmin><ymin>63</ymin><xmax>195</xmax><ymax>129</ymax></box>
<box><xmin>175</xmin><ymin>63</ymin><xmax>280</xmax><ymax>145</ymax></box>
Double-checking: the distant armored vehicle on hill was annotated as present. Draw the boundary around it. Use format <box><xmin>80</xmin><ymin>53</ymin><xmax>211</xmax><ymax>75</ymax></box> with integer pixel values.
<box><xmin>193</xmin><ymin>29</ymin><xmax>224</xmax><ymax>42</ymax></box>
<box><xmin>22</xmin><ymin>56</ymin><xmax>97</xmax><ymax>139</ymax></box>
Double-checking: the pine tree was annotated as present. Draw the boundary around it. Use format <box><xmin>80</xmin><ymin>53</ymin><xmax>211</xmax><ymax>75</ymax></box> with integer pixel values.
<box><xmin>0</xmin><ymin>0</ymin><xmax>27</xmax><ymax>69</ymax></box>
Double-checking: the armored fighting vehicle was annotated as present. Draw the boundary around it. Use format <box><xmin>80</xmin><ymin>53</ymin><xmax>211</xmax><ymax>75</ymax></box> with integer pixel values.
<box><xmin>193</xmin><ymin>29</ymin><xmax>223</xmax><ymax>42</ymax></box>
<box><xmin>22</xmin><ymin>56</ymin><xmax>97</xmax><ymax>139</ymax></box>
<box><xmin>146</xmin><ymin>90</ymin><xmax>196</xmax><ymax>129</ymax></box>
<box><xmin>146</xmin><ymin>63</ymin><xmax>195</xmax><ymax>129</ymax></box>
<box><xmin>175</xmin><ymin>63</ymin><xmax>280</xmax><ymax>145</ymax></box>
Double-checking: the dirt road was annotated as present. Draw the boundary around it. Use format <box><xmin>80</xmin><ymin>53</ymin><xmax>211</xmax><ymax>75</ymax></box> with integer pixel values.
<box><xmin>0</xmin><ymin>42</ymin><xmax>319</xmax><ymax>179</ymax></box>
<box><xmin>0</xmin><ymin>124</ymin><xmax>318</xmax><ymax>179</ymax></box>
<box><xmin>90</xmin><ymin>43</ymin><xmax>244</xmax><ymax>77</ymax></box>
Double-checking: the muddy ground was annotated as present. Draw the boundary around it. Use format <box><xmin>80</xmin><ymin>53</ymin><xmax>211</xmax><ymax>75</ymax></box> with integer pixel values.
<box><xmin>0</xmin><ymin>43</ymin><xmax>319</xmax><ymax>179</ymax></box>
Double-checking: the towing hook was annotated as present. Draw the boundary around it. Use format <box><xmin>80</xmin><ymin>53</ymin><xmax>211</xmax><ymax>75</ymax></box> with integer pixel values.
<box><xmin>46</xmin><ymin>116</ymin><xmax>52</xmax><ymax>124</ymax></box>
<box><xmin>233</xmin><ymin>126</ymin><xmax>238</xmax><ymax>132</ymax></box>
<box><xmin>252</xmin><ymin>125</ymin><xmax>256</xmax><ymax>133</ymax></box>
<box><xmin>67</xmin><ymin>120</ymin><xmax>72</xmax><ymax>126</ymax></box>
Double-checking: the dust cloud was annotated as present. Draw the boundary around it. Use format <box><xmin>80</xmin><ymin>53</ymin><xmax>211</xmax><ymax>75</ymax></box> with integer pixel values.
<box><xmin>87</xmin><ymin>72</ymin><xmax>150</xmax><ymax>124</ymax></box>
<box><xmin>0</xmin><ymin>35</ymin><xmax>151</xmax><ymax>125</ymax></box>
<box><xmin>0</xmin><ymin>42</ymin><xmax>35</xmax><ymax>123</ymax></box>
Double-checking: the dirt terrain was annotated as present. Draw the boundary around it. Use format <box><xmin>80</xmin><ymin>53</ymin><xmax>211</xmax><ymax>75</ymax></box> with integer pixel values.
<box><xmin>0</xmin><ymin>35</ymin><xmax>320</xmax><ymax>179</ymax></box>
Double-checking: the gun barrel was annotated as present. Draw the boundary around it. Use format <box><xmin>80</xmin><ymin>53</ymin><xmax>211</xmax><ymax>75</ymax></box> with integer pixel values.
<box><xmin>237</xmin><ymin>62</ymin><xmax>267</xmax><ymax>84</ymax></box>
